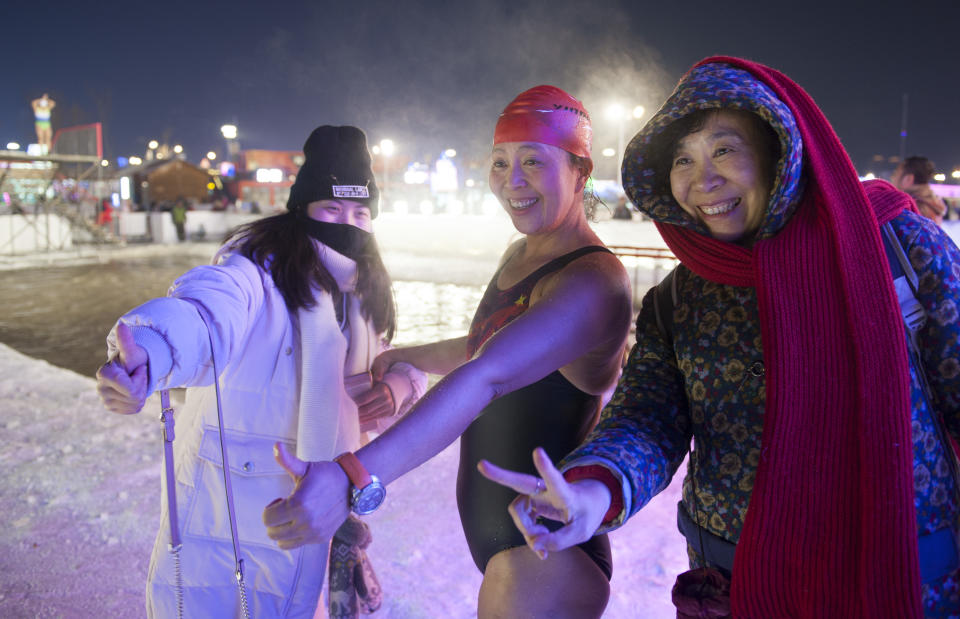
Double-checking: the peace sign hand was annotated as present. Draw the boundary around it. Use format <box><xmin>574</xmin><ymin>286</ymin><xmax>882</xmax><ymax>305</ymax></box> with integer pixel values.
<box><xmin>477</xmin><ymin>447</ymin><xmax>612</xmax><ymax>560</ymax></box>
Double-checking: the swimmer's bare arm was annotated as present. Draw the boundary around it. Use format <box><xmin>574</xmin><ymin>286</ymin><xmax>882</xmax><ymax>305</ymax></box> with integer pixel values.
<box><xmin>366</xmin><ymin>252</ymin><xmax>631</xmax><ymax>486</ymax></box>
<box><xmin>529</xmin><ymin>251</ymin><xmax>630</xmax><ymax>394</ymax></box>
<box><xmin>264</xmin><ymin>253</ymin><xmax>631</xmax><ymax>547</ymax></box>
<box><xmin>381</xmin><ymin>240</ymin><xmax>528</xmax><ymax>378</ymax></box>
<box><xmin>371</xmin><ymin>336</ymin><xmax>468</xmax><ymax>378</ymax></box>
<box><xmin>368</xmin><ymin>240</ymin><xmax>526</xmax><ymax>379</ymax></box>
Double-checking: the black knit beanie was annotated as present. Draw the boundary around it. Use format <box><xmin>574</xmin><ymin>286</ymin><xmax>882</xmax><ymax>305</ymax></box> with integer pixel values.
<box><xmin>286</xmin><ymin>125</ymin><xmax>380</xmax><ymax>217</ymax></box>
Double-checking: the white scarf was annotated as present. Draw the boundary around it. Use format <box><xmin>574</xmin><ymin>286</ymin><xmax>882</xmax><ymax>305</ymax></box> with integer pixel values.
<box><xmin>295</xmin><ymin>244</ymin><xmax>380</xmax><ymax>461</ymax></box>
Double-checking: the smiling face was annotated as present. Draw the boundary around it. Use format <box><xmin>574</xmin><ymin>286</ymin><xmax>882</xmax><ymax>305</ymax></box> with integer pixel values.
<box><xmin>488</xmin><ymin>142</ymin><xmax>586</xmax><ymax>236</ymax></box>
<box><xmin>668</xmin><ymin>110</ymin><xmax>774</xmax><ymax>244</ymax></box>
<box><xmin>306</xmin><ymin>199</ymin><xmax>373</xmax><ymax>232</ymax></box>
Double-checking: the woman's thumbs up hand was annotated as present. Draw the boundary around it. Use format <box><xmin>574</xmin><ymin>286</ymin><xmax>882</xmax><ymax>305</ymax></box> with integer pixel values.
<box><xmin>96</xmin><ymin>323</ymin><xmax>149</xmax><ymax>414</ymax></box>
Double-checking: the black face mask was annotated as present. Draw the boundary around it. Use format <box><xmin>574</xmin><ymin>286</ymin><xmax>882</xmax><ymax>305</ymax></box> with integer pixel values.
<box><xmin>300</xmin><ymin>217</ymin><xmax>371</xmax><ymax>260</ymax></box>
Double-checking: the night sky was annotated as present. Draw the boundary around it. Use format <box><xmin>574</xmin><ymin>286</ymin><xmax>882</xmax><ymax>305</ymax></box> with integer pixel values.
<box><xmin>4</xmin><ymin>0</ymin><xmax>959</xmax><ymax>179</ymax></box>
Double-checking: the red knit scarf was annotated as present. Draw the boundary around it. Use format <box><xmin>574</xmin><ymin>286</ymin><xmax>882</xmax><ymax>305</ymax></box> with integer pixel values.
<box><xmin>657</xmin><ymin>57</ymin><xmax>922</xmax><ymax>618</ymax></box>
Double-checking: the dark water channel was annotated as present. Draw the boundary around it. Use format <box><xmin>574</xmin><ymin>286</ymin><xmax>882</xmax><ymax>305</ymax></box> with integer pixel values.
<box><xmin>0</xmin><ymin>256</ymin><xmax>484</xmax><ymax>379</ymax></box>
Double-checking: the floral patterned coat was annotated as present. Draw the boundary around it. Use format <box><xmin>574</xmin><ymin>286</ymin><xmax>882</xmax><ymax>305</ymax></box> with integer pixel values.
<box><xmin>564</xmin><ymin>210</ymin><xmax>960</xmax><ymax>612</ymax></box>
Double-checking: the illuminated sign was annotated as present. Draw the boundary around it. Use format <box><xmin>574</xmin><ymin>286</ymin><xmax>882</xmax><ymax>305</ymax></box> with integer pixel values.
<box><xmin>404</xmin><ymin>162</ymin><xmax>429</xmax><ymax>185</ymax></box>
<box><xmin>255</xmin><ymin>168</ymin><xmax>284</xmax><ymax>183</ymax></box>
<box><xmin>431</xmin><ymin>156</ymin><xmax>458</xmax><ymax>193</ymax></box>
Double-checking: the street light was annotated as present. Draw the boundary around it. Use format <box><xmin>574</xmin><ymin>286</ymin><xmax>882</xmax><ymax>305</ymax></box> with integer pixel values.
<box><xmin>173</xmin><ymin>144</ymin><xmax>183</xmax><ymax>155</ymax></box>
<box><xmin>379</xmin><ymin>139</ymin><xmax>394</xmax><ymax>202</ymax></box>
<box><xmin>147</xmin><ymin>139</ymin><xmax>159</xmax><ymax>161</ymax></box>
<box><xmin>606</xmin><ymin>104</ymin><xmax>627</xmax><ymax>186</ymax></box>
<box><xmin>206</xmin><ymin>151</ymin><xmax>217</xmax><ymax>161</ymax></box>
<box><xmin>221</xmin><ymin>124</ymin><xmax>239</xmax><ymax>160</ymax></box>
<box><xmin>6</xmin><ymin>142</ymin><xmax>20</xmax><ymax>150</ymax></box>
<box><xmin>606</xmin><ymin>103</ymin><xmax>646</xmax><ymax>186</ymax></box>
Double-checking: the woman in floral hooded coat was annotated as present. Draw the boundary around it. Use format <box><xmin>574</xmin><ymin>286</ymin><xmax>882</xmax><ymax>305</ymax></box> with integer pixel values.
<box><xmin>481</xmin><ymin>57</ymin><xmax>960</xmax><ymax>618</ymax></box>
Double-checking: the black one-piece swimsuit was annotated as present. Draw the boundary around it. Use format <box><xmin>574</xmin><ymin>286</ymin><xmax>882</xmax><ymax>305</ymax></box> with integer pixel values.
<box><xmin>457</xmin><ymin>245</ymin><xmax>613</xmax><ymax>580</ymax></box>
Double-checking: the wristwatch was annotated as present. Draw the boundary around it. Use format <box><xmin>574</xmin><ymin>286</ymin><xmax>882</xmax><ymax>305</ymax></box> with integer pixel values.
<box><xmin>334</xmin><ymin>451</ymin><xmax>386</xmax><ymax>515</ymax></box>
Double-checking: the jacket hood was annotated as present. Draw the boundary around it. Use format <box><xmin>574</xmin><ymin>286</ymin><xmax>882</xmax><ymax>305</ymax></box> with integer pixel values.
<box><xmin>622</xmin><ymin>61</ymin><xmax>805</xmax><ymax>240</ymax></box>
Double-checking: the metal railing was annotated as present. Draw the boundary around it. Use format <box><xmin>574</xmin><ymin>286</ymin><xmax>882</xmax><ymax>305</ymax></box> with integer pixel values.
<box><xmin>606</xmin><ymin>245</ymin><xmax>678</xmax><ymax>309</ymax></box>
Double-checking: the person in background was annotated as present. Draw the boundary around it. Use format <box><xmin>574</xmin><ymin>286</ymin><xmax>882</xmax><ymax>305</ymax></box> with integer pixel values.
<box><xmin>171</xmin><ymin>197</ymin><xmax>188</xmax><ymax>241</ymax></box>
<box><xmin>481</xmin><ymin>57</ymin><xmax>960</xmax><ymax>618</ymax></box>
<box><xmin>263</xmin><ymin>86</ymin><xmax>632</xmax><ymax>618</ymax></box>
<box><xmin>612</xmin><ymin>195</ymin><xmax>633</xmax><ymax>220</ymax></box>
<box><xmin>31</xmin><ymin>93</ymin><xmax>55</xmax><ymax>154</ymax></box>
<box><xmin>892</xmin><ymin>155</ymin><xmax>949</xmax><ymax>224</ymax></box>
<box><xmin>95</xmin><ymin>125</ymin><xmax>425</xmax><ymax>618</ymax></box>
<box><xmin>96</xmin><ymin>197</ymin><xmax>113</xmax><ymax>228</ymax></box>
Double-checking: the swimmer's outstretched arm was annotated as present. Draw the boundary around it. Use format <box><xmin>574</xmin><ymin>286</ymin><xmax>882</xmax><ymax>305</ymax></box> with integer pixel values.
<box><xmin>371</xmin><ymin>336</ymin><xmax>469</xmax><ymax>378</ymax></box>
<box><xmin>264</xmin><ymin>253</ymin><xmax>630</xmax><ymax>547</ymax></box>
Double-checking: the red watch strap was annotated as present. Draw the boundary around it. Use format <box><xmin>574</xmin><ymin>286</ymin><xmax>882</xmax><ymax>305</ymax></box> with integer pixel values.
<box><xmin>334</xmin><ymin>452</ymin><xmax>373</xmax><ymax>488</ymax></box>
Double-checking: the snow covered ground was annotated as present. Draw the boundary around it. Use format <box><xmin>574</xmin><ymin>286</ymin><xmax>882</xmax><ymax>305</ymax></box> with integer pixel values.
<box><xmin>0</xmin><ymin>214</ymin><xmax>690</xmax><ymax>618</ymax></box>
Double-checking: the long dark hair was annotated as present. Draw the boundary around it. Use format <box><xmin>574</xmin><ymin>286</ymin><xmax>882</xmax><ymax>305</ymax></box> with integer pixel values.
<box><xmin>225</xmin><ymin>212</ymin><xmax>397</xmax><ymax>341</ymax></box>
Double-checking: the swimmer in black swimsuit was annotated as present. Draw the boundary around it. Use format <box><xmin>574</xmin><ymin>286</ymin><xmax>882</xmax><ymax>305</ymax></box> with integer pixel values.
<box><xmin>458</xmin><ymin>244</ymin><xmax>613</xmax><ymax>579</ymax></box>
<box><xmin>267</xmin><ymin>85</ymin><xmax>632</xmax><ymax>619</ymax></box>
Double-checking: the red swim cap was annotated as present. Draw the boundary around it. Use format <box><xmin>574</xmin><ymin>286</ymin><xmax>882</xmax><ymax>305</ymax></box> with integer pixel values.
<box><xmin>493</xmin><ymin>85</ymin><xmax>593</xmax><ymax>161</ymax></box>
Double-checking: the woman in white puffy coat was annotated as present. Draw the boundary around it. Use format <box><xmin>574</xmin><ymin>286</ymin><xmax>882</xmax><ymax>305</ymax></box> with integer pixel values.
<box><xmin>96</xmin><ymin>125</ymin><xmax>425</xmax><ymax>618</ymax></box>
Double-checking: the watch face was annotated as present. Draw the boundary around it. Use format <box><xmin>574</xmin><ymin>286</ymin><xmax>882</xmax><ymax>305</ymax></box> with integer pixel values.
<box><xmin>352</xmin><ymin>478</ymin><xmax>386</xmax><ymax>515</ymax></box>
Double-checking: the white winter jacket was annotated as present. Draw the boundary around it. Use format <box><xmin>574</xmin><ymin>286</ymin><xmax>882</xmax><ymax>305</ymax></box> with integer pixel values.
<box><xmin>111</xmin><ymin>246</ymin><xmax>425</xmax><ymax>618</ymax></box>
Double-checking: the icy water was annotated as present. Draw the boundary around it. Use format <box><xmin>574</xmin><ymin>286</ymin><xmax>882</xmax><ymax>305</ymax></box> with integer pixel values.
<box><xmin>0</xmin><ymin>255</ymin><xmax>484</xmax><ymax>379</ymax></box>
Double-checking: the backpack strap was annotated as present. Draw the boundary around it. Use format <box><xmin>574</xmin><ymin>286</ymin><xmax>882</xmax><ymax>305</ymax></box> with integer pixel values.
<box><xmin>881</xmin><ymin>221</ymin><xmax>926</xmax><ymax>339</ymax></box>
<box><xmin>159</xmin><ymin>390</ymin><xmax>184</xmax><ymax>618</ymax></box>
<box><xmin>653</xmin><ymin>266</ymin><xmax>679</xmax><ymax>344</ymax></box>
